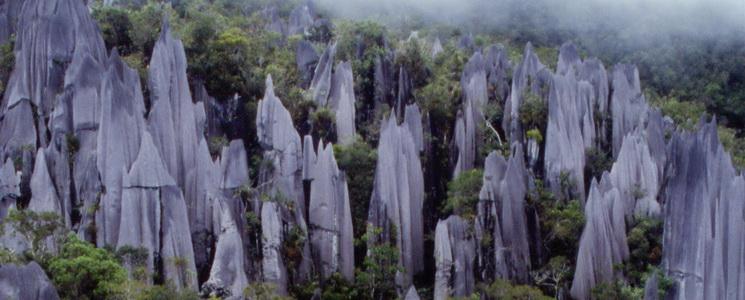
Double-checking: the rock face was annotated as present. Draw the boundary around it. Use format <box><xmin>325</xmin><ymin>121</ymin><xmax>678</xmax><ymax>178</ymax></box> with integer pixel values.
<box><xmin>503</xmin><ymin>43</ymin><xmax>551</xmax><ymax>141</ymax></box>
<box><xmin>310</xmin><ymin>43</ymin><xmax>337</xmax><ymax>106</ymax></box>
<box><xmin>611</xmin><ymin>64</ymin><xmax>647</xmax><ymax>157</ymax></box>
<box><xmin>484</xmin><ymin>44</ymin><xmax>512</xmax><ymax>104</ymax></box>
<box><xmin>261</xmin><ymin>202</ymin><xmax>289</xmax><ymax>294</ymax></box>
<box><xmin>307</xmin><ymin>140</ymin><xmax>355</xmax><ymax>280</ymax></box>
<box><xmin>434</xmin><ymin>216</ymin><xmax>476</xmax><ymax>300</ymax></box>
<box><xmin>329</xmin><ymin>61</ymin><xmax>357</xmax><ymax>144</ymax></box>
<box><xmin>543</xmin><ymin>71</ymin><xmax>588</xmax><ymax>202</ymax></box>
<box><xmin>289</xmin><ymin>4</ymin><xmax>314</xmax><ymax>36</ymax></box>
<box><xmin>661</xmin><ymin>120</ymin><xmax>745</xmax><ymax>300</ymax></box>
<box><xmin>454</xmin><ymin>52</ymin><xmax>488</xmax><ymax>176</ymax></box>
<box><xmin>570</xmin><ymin>176</ymin><xmax>628</xmax><ymax>300</ymax></box>
<box><xmin>477</xmin><ymin>144</ymin><xmax>531</xmax><ymax>283</ymax></box>
<box><xmin>296</xmin><ymin>40</ymin><xmax>319</xmax><ymax>88</ymax></box>
<box><xmin>204</xmin><ymin>199</ymin><xmax>248</xmax><ymax>299</ymax></box>
<box><xmin>1</xmin><ymin>0</ymin><xmax>106</xmax><ymax>151</ymax></box>
<box><xmin>368</xmin><ymin>115</ymin><xmax>425</xmax><ymax>283</ymax></box>
<box><xmin>431</xmin><ymin>37</ymin><xmax>444</xmax><ymax>58</ymax></box>
<box><xmin>0</xmin><ymin>262</ymin><xmax>60</xmax><ymax>300</ymax></box>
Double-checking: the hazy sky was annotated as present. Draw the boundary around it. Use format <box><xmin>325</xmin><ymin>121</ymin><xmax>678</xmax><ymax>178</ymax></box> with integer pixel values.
<box><xmin>314</xmin><ymin>0</ymin><xmax>745</xmax><ymax>41</ymax></box>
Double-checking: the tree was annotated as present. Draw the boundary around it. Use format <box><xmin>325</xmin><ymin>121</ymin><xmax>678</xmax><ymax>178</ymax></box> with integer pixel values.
<box><xmin>443</xmin><ymin>169</ymin><xmax>484</xmax><ymax>218</ymax></box>
<box><xmin>481</xmin><ymin>279</ymin><xmax>552</xmax><ymax>300</ymax></box>
<box><xmin>46</xmin><ymin>234</ymin><xmax>127</xmax><ymax>300</ymax></box>
<box><xmin>355</xmin><ymin>225</ymin><xmax>401</xmax><ymax>300</ymax></box>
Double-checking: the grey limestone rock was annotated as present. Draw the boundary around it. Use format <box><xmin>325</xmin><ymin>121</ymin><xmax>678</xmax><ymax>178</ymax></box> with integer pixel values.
<box><xmin>570</xmin><ymin>176</ymin><xmax>628</xmax><ymax>300</ymax></box>
<box><xmin>368</xmin><ymin>115</ymin><xmax>425</xmax><ymax>283</ymax></box>
<box><xmin>261</xmin><ymin>201</ymin><xmax>288</xmax><ymax>295</ymax></box>
<box><xmin>27</xmin><ymin>149</ymin><xmax>60</xmax><ymax>214</ymax></box>
<box><xmin>477</xmin><ymin>144</ymin><xmax>531</xmax><ymax>283</ymax></box>
<box><xmin>661</xmin><ymin>119</ymin><xmax>745</xmax><ymax>300</ymax></box>
<box><xmin>431</xmin><ymin>37</ymin><xmax>443</xmax><ymax>58</ymax></box>
<box><xmin>307</xmin><ymin>141</ymin><xmax>355</xmax><ymax>281</ymax></box>
<box><xmin>0</xmin><ymin>262</ymin><xmax>60</xmax><ymax>300</ymax></box>
<box><xmin>297</xmin><ymin>40</ymin><xmax>319</xmax><ymax>89</ymax></box>
<box><xmin>329</xmin><ymin>61</ymin><xmax>357</xmax><ymax>144</ymax></box>
<box><xmin>503</xmin><ymin>43</ymin><xmax>551</xmax><ymax>141</ymax></box>
<box><xmin>289</xmin><ymin>4</ymin><xmax>314</xmax><ymax>36</ymax></box>
<box><xmin>544</xmin><ymin>72</ymin><xmax>587</xmax><ymax>202</ymax></box>
<box><xmin>310</xmin><ymin>42</ymin><xmax>337</xmax><ymax>106</ymax></box>
<box><xmin>454</xmin><ymin>51</ymin><xmax>488</xmax><ymax>176</ymax></box>
<box><xmin>205</xmin><ymin>199</ymin><xmax>249</xmax><ymax>299</ymax></box>
<box><xmin>434</xmin><ymin>216</ymin><xmax>476</xmax><ymax>300</ymax></box>
<box><xmin>611</xmin><ymin>64</ymin><xmax>647</xmax><ymax>157</ymax></box>
<box><xmin>404</xmin><ymin>103</ymin><xmax>424</xmax><ymax>152</ymax></box>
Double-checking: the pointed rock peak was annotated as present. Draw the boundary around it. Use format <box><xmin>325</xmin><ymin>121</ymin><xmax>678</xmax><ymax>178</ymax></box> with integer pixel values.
<box><xmin>160</xmin><ymin>13</ymin><xmax>171</xmax><ymax>40</ymax></box>
<box><xmin>28</xmin><ymin>148</ymin><xmax>59</xmax><ymax>214</ymax></box>
<box><xmin>127</xmin><ymin>131</ymin><xmax>176</xmax><ymax>188</ymax></box>
<box><xmin>265</xmin><ymin>75</ymin><xmax>275</xmax><ymax>98</ymax></box>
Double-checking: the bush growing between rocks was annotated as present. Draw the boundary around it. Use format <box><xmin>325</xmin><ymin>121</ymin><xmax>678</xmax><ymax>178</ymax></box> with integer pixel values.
<box><xmin>443</xmin><ymin>169</ymin><xmax>484</xmax><ymax>218</ymax></box>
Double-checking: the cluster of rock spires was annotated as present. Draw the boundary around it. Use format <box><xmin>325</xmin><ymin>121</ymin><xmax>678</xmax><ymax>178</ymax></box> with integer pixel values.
<box><xmin>1</xmin><ymin>1</ymin><xmax>745</xmax><ymax>300</ymax></box>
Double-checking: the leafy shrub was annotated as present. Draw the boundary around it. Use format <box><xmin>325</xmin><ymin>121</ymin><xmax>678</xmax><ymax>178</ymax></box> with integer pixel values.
<box><xmin>443</xmin><ymin>169</ymin><xmax>484</xmax><ymax>218</ymax></box>
<box><xmin>481</xmin><ymin>279</ymin><xmax>552</xmax><ymax>300</ymax></box>
<box><xmin>311</xmin><ymin>107</ymin><xmax>337</xmax><ymax>142</ymax></box>
<box><xmin>585</xmin><ymin>147</ymin><xmax>612</xmax><ymax>181</ymax></box>
<box><xmin>519</xmin><ymin>90</ymin><xmax>547</xmax><ymax>132</ymax></box>
<box><xmin>47</xmin><ymin>234</ymin><xmax>128</xmax><ymax>300</ymax></box>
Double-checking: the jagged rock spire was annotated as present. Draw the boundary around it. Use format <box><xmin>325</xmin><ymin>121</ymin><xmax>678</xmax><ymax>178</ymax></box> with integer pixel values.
<box><xmin>477</xmin><ymin>144</ymin><xmax>531</xmax><ymax>283</ymax></box>
<box><xmin>307</xmin><ymin>139</ymin><xmax>355</xmax><ymax>280</ymax></box>
<box><xmin>368</xmin><ymin>114</ymin><xmax>425</xmax><ymax>284</ymax></box>
<box><xmin>434</xmin><ymin>215</ymin><xmax>476</xmax><ymax>300</ymax></box>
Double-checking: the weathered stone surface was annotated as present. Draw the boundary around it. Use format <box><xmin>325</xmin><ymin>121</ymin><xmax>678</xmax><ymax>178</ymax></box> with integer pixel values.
<box><xmin>661</xmin><ymin>119</ymin><xmax>745</xmax><ymax>300</ymax></box>
<box><xmin>404</xmin><ymin>285</ymin><xmax>421</xmax><ymax>300</ymax></box>
<box><xmin>1</xmin><ymin>0</ymin><xmax>106</xmax><ymax>150</ymax></box>
<box><xmin>477</xmin><ymin>144</ymin><xmax>530</xmax><ymax>283</ymax></box>
<box><xmin>0</xmin><ymin>0</ymin><xmax>22</xmax><ymax>45</ymax></box>
<box><xmin>611</xmin><ymin>64</ymin><xmax>647</xmax><ymax>157</ymax></box>
<box><xmin>296</xmin><ymin>40</ymin><xmax>319</xmax><ymax>89</ymax></box>
<box><xmin>454</xmin><ymin>51</ymin><xmax>488</xmax><ymax>176</ymax></box>
<box><xmin>261</xmin><ymin>201</ymin><xmax>288</xmax><ymax>294</ymax></box>
<box><xmin>374</xmin><ymin>53</ymin><xmax>395</xmax><ymax>106</ymax></box>
<box><xmin>608</xmin><ymin>129</ymin><xmax>661</xmax><ymax>217</ymax></box>
<box><xmin>0</xmin><ymin>262</ymin><xmax>59</xmax><ymax>300</ymax></box>
<box><xmin>329</xmin><ymin>61</ymin><xmax>357</xmax><ymax>144</ymax></box>
<box><xmin>431</xmin><ymin>37</ymin><xmax>443</xmax><ymax>58</ymax></box>
<box><xmin>570</xmin><ymin>176</ymin><xmax>628</xmax><ymax>300</ymax></box>
<box><xmin>544</xmin><ymin>72</ymin><xmax>587</xmax><ymax>202</ymax></box>
<box><xmin>160</xmin><ymin>185</ymin><xmax>199</xmax><ymax>290</ymax></box>
<box><xmin>28</xmin><ymin>149</ymin><xmax>60</xmax><ymax>214</ymax></box>
<box><xmin>93</xmin><ymin>50</ymin><xmax>147</xmax><ymax>245</ymax></box>
<box><xmin>434</xmin><ymin>216</ymin><xmax>476</xmax><ymax>300</ymax></box>
<box><xmin>404</xmin><ymin>103</ymin><xmax>424</xmax><ymax>152</ymax></box>
<box><xmin>219</xmin><ymin>140</ymin><xmax>250</xmax><ymax>190</ymax></box>
<box><xmin>310</xmin><ymin>42</ymin><xmax>336</xmax><ymax>106</ymax></box>
<box><xmin>368</xmin><ymin>115</ymin><xmax>425</xmax><ymax>283</ymax></box>
<box><xmin>0</xmin><ymin>158</ymin><xmax>19</xmax><ymax>203</ymax></box>
<box><xmin>289</xmin><ymin>4</ymin><xmax>314</xmax><ymax>36</ymax></box>
<box><xmin>503</xmin><ymin>43</ymin><xmax>551</xmax><ymax>141</ymax></box>
<box><xmin>396</xmin><ymin>66</ymin><xmax>412</xmax><ymax>119</ymax></box>
<box><xmin>644</xmin><ymin>272</ymin><xmax>659</xmax><ymax>300</ymax></box>
<box><xmin>308</xmin><ymin>141</ymin><xmax>355</xmax><ymax>280</ymax></box>
<box><xmin>205</xmin><ymin>199</ymin><xmax>248</xmax><ymax>299</ymax></box>
<box><xmin>484</xmin><ymin>44</ymin><xmax>512</xmax><ymax>104</ymax></box>
<box><xmin>147</xmin><ymin>18</ymin><xmax>200</xmax><ymax>198</ymax></box>
<box><xmin>262</xmin><ymin>6</ymin><xmax>287</xmax><ymax>36</ymax></box>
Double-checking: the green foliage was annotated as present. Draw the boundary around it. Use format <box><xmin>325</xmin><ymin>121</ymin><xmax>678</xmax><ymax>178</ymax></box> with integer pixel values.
<box><xmin>333</xmin><ymin>139</ymin><xmax>377</xmax><ymax>240</ymax></box>
<box><xmin>519</xmin><ymin>90</ymin><xmax>547</xmax><ymax>132</ymax></box>
<box><xmin>531</xmin><ymin>256</ymin><xmax>572</xmax><ymax>297</ymax></box>
<box><xmin>624</xmin><ymin>218</ymin><xmax>663</xmax><ymax>285</ymax></box>
<box><xmin>395</xmin><ymin>39</ymin><xmax>431</xmax><ymax>89</ymax></box>
<box><xmin>92</xmin><ymin>6</ymin><xmax>135</xmax><ymax>55</ymax></box>
<box><xmin>542</xmin><ymin>199</ymin><xmax>584</xmax><ymax>257</ymax></box>
<box><xmin>311</xmin><ymin>107</ymin><xmax>337</xmax><ymax>142</ymax></box>
<box><xmin>355</xmin><ymin>225</ymin><xmax>401</xmax><ymax>300</ymax></box>
<box><xmin>66</xmin><ymin>133</ymin><xmax>80</xmax><ymax>161</ymax></box>
<box><xmin>718</xmin><ymin>126</ymin><xmax>745</xmax><ymax>169</ymax></box>
<box><xmin>244</xmin><ymin>282</ymin><xmax>292</xmax><ymax>300</ymax></box>
<box><xmin>47</xmin><ymin>234</ymin><xmax>127</xmax><ymax>300</ymax></box>
<box><xmin>282</xmin><ymin>225</ymin><xmax>306</xmax><ymax>276</ymax></box>
<box><xmin>526</xmin><ymin>128</ymin><xmax>543</xmax><ymax>143</ymax></box>
<box><xmin>649</xmin><ymin>93</ymin><xmax>706</xmax><ymax>131</ymax></box>
<box><xmin>131</xmin><ymin>283</ymin><xmax>200</xmax><ymax>300</ymax></box>
<box><xmin>443</xmin><ymin>169</ymin><xmax>484</xmax><ymax>218</ymax></box>
<box><xmin>585</xmin><ymin>147</ymin><xmax>612</xmax><ymax>181</ymax></box>
<box><xmin>591</xmin><ymin>280</ymin><xmax>643</xmax><ymax>300</ymax></box>
<box><xmin>480</xmin><ymin>279</ymin><xmax>552</xmax><ymax>300</ymax></box>
<box><xmin>320</xmin><ymin>273</ymin><xmax>357</xmax><ymax>300</ymax></box>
